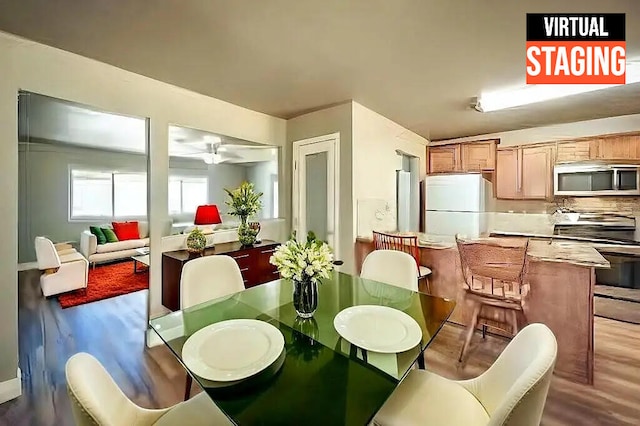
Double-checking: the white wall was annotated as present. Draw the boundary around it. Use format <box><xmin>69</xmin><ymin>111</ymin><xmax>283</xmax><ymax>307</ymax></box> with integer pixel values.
<box><xmin>287</xmin><ymin>102</ymin><xmax>354</xmax><ymax>272</ymax></box>
<box><xmin>433</xmin><ymin>113</ymin><xmax>640</xmax><ymax>147</ymax></box>
<box><xmin>0</xmin><ymin>30</ymin><xmax>285</xmax><ymax>390</ymax></box>
<box><xmin>246</xmin><ymin>159</ymin><xmax>279</xmax><ymax>220</ymax></box>
<box><xmin>351</xmin><ymin>102</ymin><xmax>428</xmax><ymax>238</ymax></box>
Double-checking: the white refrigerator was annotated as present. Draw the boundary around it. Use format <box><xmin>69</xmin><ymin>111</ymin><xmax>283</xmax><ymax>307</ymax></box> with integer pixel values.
<box><xmin>424</xmin><ymin>174</ymin><xmax>492</xmax><ymax>238</ymax></box>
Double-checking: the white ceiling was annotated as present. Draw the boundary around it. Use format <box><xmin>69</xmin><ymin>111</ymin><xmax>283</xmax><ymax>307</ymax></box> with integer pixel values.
<box><xmin>2</xmin><ymin>1</ymin><xmax>640</xmax><ymax>139</ymax></box>
<box><xmin>20</xmin><ymin>93</ymin><xmax>277</xmax><ymax>163</ymax></box>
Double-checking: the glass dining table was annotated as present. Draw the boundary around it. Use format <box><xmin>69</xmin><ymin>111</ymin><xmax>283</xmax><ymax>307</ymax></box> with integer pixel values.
<box><xmin>149</xmin><ymin>272</ymin><xmax>456</xmax><ymax>425</ymax></box>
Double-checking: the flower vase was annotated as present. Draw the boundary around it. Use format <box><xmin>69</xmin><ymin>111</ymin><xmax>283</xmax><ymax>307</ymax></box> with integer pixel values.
<box><xmin>238</xmin><ymin>217</ymin><xmax>257</xmax><ymax>246</ymax></box>
<box><xmin>293</xmin><ymin>276</ymin><xmax>318</xmax><ymax>318</ymax></box>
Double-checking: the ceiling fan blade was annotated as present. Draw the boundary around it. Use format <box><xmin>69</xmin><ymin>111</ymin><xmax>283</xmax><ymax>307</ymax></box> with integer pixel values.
<box><xmin>217</xmin><ymin>144</ymin><xmax>268</xmax><ymax>151</ymax></box>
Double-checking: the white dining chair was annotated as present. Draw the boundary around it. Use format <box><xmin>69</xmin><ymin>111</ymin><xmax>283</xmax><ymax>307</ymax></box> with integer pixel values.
<box><xmin>180</xmin><ymin>255</ymin><xmax>245</xmax><ymax>309</ymax></box>
<box><xmin>65</xmin><ymin>353</ymin><xmax>231</xmax><ymax>426</ymax></box>
<box><xmin>361</xmin><ymin>250</ymin><xmax>419</xmax><ymax>291</ymax></box>
<box><xmin>180</xmin><ymin>254</ymin><xmax>245</xmax><ymax>400</ymax></box>
<box><xmin>373</xmin><ymin>323</ymin><xmax>557</xmax><ymax>426</ymax></box>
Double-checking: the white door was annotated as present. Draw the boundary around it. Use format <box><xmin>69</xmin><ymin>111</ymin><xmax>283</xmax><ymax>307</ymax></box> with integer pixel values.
<box><xmin>292</xmin><ymin>134</ymin><xmax>339</xmax><ymax>260</ymax></box>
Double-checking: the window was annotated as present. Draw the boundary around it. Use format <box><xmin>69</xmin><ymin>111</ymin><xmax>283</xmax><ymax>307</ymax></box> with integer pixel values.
<box><xmin>70</xmin><ymin>169</ymin><xmax>147</xmax><ymax>219</ymax></box>
<box><xmin>169</xmin><ymin>176</ymin><xmax>208</xmax><ymax>215</ymax></box>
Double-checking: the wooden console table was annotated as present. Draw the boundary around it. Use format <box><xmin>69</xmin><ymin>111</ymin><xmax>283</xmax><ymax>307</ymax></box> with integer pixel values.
<box><xmin>162</xmin><ymin>240</ymin><xmax>280</xmax><ymax>311</ymax></box>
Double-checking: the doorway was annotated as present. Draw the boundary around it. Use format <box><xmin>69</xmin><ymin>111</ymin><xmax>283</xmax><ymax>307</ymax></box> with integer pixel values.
<box><xmin>292</xmin><ymin>133</ymin><xmax>340</xmax><ymax>259</ymax></box>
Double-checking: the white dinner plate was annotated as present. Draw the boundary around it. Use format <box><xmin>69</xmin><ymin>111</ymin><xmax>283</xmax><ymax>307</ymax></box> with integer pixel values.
<box><xmin>182</xmin><ymin>319</ymin><xmax>284</xmax><ymax>382</ymax></box>
<box><xmin>333</xmin><ymin>305</ymin><xmax>422</xmax><ymax>353</ymax></box>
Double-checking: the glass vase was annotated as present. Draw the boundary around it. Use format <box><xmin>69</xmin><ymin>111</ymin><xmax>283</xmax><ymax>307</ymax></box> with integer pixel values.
<box><xmin>293</xmin><ymin>276</ymin><xmax>318</xmax><ymax>318</ymax></box>
<box><xmin>237</xmin><ymin>217</ymin><xmax>257</xmax><ymax>246</ymax></box>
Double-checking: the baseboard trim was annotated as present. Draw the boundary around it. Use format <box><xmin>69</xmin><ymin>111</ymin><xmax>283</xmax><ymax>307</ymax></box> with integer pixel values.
<box><xmin>0</xmin><ymin>368</ymin><xmax>22</xmax><ymax>404</ymax></box>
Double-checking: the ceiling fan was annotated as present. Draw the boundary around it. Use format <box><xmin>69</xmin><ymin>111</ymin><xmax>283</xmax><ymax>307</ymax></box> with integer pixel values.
<box><xmin>174</xmin><ymin>135</ymin><xmax>262</xmax><ymax>164</ymax></box>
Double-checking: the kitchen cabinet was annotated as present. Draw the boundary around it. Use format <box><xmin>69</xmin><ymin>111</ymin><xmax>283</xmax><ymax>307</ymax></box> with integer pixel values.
<box><xmin>521</xmin><ymin>146</ymin><xmax>553</xmax><ymax>199</ymax></box>
<box><xmin>428</xmin><ymin>139</ymin><xmax>497</xmax><ymax>174</ymax></box>
<box><xmin>496</xmin><ymin>149</ymin><xmax>519</xmax><ymax>199</ymax></box>
<box><xmin>428</xmin><ymin>144</ymin><xmax>460</xmax><ymax>173</ymax></box>
<box><xmin>496</xmin><ymin>145</ymin><xmax>553</xmax><ymax>200</ymax></box>
<box><xmin>161</xmin><ymin>240</ymin><xmax>280</xmax><ymax>311</ymax></box>
<box><xmin>593</xmin><ymin>135</ymin><xmax>640</xmax><ymax>161</ymax></box>
<box><xmin>461</xmin><ymin>139</ymin><xmax>497</xmax><ymax>171</ymax></box>
<box><xmin>556</xmin><ymin>140</ymin><xmax>594</xmax><ymax>163</ymax></box>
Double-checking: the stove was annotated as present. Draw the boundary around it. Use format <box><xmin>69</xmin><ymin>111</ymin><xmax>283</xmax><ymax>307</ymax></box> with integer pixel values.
<box><xmin>553</xmin><ymin>214</ymin><xmax>639</xmax><ymax>245</ymax></box>
<box><xmin>554</xmin><ymin>213</ymin><xmax>640</xmax><ymax>289</ymax></box>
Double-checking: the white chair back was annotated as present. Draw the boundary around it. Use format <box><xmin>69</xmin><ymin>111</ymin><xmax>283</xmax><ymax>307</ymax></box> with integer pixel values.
<box><xmin>34</xmin><ymin>236</ymin><xmax>61</xmax><ymax>270</ymax></box>
<box><xmin>180</xmin><ymin>255</ymin><xmax>245</xmax><ymax>309</ymax></box>
<box><xmin>66</xmin><ymin>353</ymin><xmax>169</xmax><ymax>426</ymax></box>
<box><xmin>461</xmin><ymin>323</ymin><xmax>557</xmax><ymax>426</ymax></box>
<box><xmin>360</xmin><ymin>249</ymin><xmax>419</xmax><ymax>291</ymax></box>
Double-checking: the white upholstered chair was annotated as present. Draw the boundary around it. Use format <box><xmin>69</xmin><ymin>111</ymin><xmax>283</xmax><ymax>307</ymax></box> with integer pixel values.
<box><xmin>360</xmin><ymin>250</ymin><xmax>419</xmax><ymax>291</ymax></box>
<box><xmin>180</xmin><ymin>255</ymin><xmax>245</xmax><ymax>309</ymax></box>
<box><xmin>35</xmin><ymin>236</ymin><xmax>88</xmax><ymax>297</ymax></box>
<box><xmin>65</xmin><ymin>352</ymin><xmax>231</xmax><ymax>426</ymax></box>
<box><xmin>180</xmin><ymin>254</ymin><xmax>245</xmax><ymax>399</ymax></box>
<box><xmin>374</xmin><ymin>323</ymin><xmax>557</xmax><ymax>426</ymax></box>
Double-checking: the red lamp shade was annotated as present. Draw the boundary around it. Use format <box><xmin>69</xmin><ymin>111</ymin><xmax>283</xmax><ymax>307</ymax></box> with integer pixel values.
<box><xmin>194</xmin><ymin>205</ymin><xmax>222</xmax><ymax>225</ymax></box>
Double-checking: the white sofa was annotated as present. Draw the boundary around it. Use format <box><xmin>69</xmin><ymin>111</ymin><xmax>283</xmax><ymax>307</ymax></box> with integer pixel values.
<box><xmin>35</xmin><ymin>236</ymin><xmax>88</xmax><ymax>297</ymax></box>
<box><xmin>80</xmin><ymin>222</ymin><xmax>149</xmax><ymax>266</ymax></box>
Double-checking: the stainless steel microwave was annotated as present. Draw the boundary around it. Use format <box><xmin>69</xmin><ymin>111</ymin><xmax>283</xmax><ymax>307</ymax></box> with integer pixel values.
<box><xmin>554</xmin><ymin>163</ymin><xmax>640</xmax><ymax>196</ymax></box>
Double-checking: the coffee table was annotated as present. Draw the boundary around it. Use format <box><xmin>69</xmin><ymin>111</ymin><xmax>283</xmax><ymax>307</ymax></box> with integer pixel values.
<box><xmin>132</xmin><ymin>248</ymin><xmax>150</xmax><ymax>273</ymax></box>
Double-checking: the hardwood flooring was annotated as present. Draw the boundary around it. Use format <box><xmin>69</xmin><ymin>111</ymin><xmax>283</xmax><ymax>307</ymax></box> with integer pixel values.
<box><xmin>1</xmin><ymin>269</ymin><xmax>640</xmax><ymax>425</ymax></box>
<box><xmin>0</xmin><ymin>270</ymin><xmax>187</xmax><ymax>426</ymax></box>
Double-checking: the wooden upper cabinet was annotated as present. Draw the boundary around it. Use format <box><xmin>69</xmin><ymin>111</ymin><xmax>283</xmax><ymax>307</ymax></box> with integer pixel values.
<box><xmin>461</xmin><ymin>140</ymin><xmax>497</xmax><ymax>172</ymax></box>
<box><xmin>496</xmin><ymin>149</ymin><xmax>519</xmax><ymax>199</ymax></box>
<box><xmin>556</xmin><ymin>140</ymin><xmax>594</xmax><ymax>163</ymax></box>
<box><xmin>496</xmin><ymin>145</ymin><xmax>554</xmax><ymax>200</ymax></box>
<box><xmin>521</xmin><ymin>146</ymin><xmax>553</xmax><ymax>199</ymax></box>
<box><xmin>593</xmin><ymin>135</ymin><xmax>640</xmax><ymax>161</ymax></box>
<box><xmin>428</xmin><ymin>140</ymin><xmax>497</xmax><ymax>174</ymax></box>
<box><xmin>428</xmin><ymin>144</ymin><xmax>460</xmax><ymax>173</ymax></box>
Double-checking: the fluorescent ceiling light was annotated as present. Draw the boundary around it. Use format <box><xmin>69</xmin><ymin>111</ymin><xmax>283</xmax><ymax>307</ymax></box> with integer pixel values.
<box><xmin>476</xmin><ymin>62</ymin><xmax>640</xmax><ymax>112</ymax></box>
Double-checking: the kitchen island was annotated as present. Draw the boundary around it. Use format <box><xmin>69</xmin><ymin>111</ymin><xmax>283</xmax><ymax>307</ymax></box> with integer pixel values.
<box><xmin>355</xmin><ymin>236</ymin><xmax>609</xmax><ymax>384</ymax></box>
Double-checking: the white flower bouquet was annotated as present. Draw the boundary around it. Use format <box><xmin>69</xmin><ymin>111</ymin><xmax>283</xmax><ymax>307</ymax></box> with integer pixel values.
<box><xmin>269</xmin><ymin>232</ymin><xmax>334</xmax><ymax>284</ymax></box>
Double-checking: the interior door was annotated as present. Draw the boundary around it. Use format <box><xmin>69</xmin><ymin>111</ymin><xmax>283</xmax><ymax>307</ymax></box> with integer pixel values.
<box><xmin>293</xmin><ymin>135</ymin><xmax>339</xmax><ymax>259</ymax></box>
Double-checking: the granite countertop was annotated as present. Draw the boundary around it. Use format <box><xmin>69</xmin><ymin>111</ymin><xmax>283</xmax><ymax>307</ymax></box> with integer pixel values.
<box><xmin>357</xmin><ymin>232</ymin><xmax>609</xmax><ymax>268</ymax></box>
<box><xmin>526</xmin><ymin>240</ymin><xmax>610</xmax><ymax>268</ymax></box>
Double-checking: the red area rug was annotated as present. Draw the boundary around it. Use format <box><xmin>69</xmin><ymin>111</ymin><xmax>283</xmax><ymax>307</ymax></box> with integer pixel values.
<box><xmin>58</xmin><ymin>261</ymin><xmax>148</xmax><ymax>308</ymax></box>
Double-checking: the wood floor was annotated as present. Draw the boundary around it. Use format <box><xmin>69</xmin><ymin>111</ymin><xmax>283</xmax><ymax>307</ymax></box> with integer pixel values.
<box><xmin>1</xmin><ymin>270</ymin><xmax>640</xmax><ymax>425</ymax></box>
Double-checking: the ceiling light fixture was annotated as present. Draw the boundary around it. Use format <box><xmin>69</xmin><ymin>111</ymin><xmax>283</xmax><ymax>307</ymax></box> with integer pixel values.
<box><xmin>203</xmin><ymin>153</ymin><xmax>214</xmax><ymax>165</ymax></box>
<box><xmin>474</xmin><ymin>62</ymin><xmax>640</xmax><ymax>113</ymax></box>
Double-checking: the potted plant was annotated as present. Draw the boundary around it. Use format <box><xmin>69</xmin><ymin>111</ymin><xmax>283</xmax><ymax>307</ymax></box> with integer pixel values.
<box><xmin>269</xmin><ymin>232</ymin><xmax>334</xmax><ymax>318</ymax></box>
<box><xmin>224</xmin><ymin>182</ymin><xmax>263</xmax><ymax>246</ymax></box>
<box><xmin>186</xmin><ymin>227</ymin><xmax>207</xmax><ymax>255</ymax></box>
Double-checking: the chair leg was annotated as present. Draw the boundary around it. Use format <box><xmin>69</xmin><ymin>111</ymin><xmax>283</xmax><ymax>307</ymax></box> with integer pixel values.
<box><xmin>509</xmin><ymin>310</ymin><xmax>519</xmax><ymax>335</ymax></box>
<box><xmin>459</xmin><ymin>302</ymin><xmax>481</xmax><ymax>363</ymax></box>
<box><xmin>184</xmin><ymin>374</ymin><xmax>192</xmax><ymax>401</ymax></box>
<box><xmin>482</xmin><ymin>324</ymin><xmax>487</xmax><ymax>339</ymax></box>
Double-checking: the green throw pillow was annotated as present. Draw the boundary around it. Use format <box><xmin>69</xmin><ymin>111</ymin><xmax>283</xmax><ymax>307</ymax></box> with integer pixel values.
<box><xmin>90</xmin><ymin>226</ymin><xmax>107</xmax><ymax>245</ymax></box>
<box><xmin>101</xmin><ymin>227</ymin><xmax>119</xmax><ymax>243</ymax></box>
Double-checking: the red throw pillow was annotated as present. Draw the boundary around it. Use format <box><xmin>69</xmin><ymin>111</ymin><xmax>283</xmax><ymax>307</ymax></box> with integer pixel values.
<box><xmin>112</xmin><ymin>221</ymin><xmax>140</xmax><ymax>241</ymax></box>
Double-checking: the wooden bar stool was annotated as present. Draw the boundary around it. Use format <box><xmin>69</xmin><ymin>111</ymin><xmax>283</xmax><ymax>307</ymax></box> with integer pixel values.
<box><xmin>455</xmin><ymin>235</ymin><xmax>530</xmax><ymax>363</ymax></box>
<box><xmin>372</xmin><ymin>231</ymin><xmax>432</xmax><ymax>293</ymax></box>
